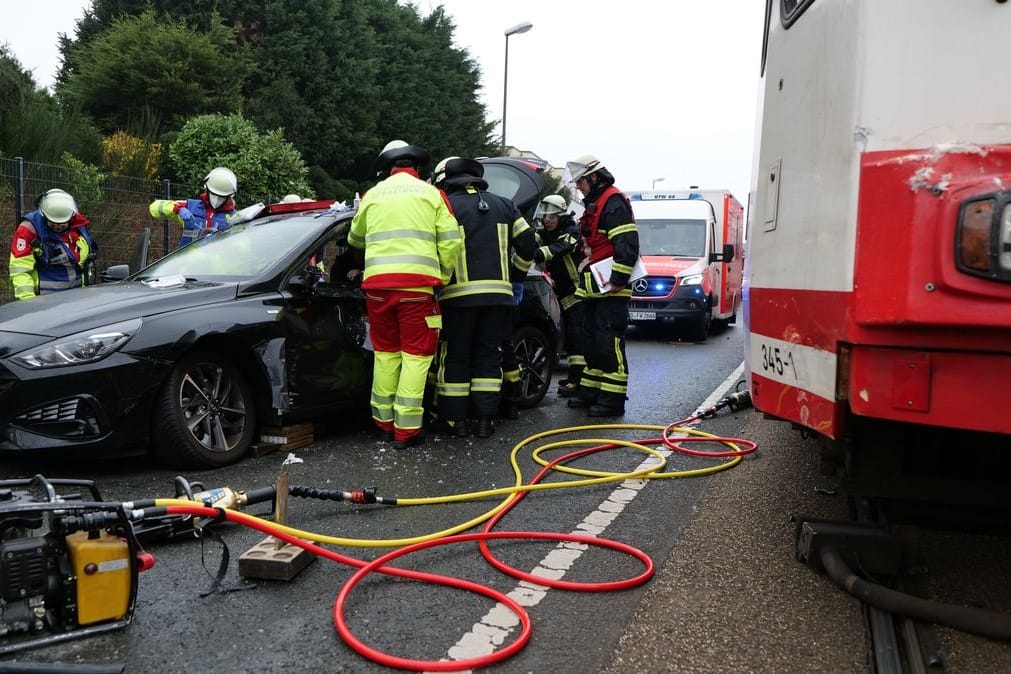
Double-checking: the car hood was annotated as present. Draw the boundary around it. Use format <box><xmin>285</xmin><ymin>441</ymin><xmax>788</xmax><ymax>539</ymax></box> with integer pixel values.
<box><xmin>641</xmin><ymin>256</ymin><xmax>705</xmax><ymax>276</ymax></box>
<box><xmin>0</xmin><ymin>281</ymin><xmax>239</xmax><ymax>339</ymax></box>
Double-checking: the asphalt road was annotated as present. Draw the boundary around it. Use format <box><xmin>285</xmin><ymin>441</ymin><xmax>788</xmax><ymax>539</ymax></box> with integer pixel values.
<box><xmin>4</xmin><ymin>324</ymin><xmax>1011</xmax><ymax>673</ymax></box>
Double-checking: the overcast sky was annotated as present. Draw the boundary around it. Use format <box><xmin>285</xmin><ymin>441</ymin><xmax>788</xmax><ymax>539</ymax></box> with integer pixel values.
<box><xmin>2</xmin><ymin>1</ymin><xmax>765</xmax><ymax>201</ymax></box>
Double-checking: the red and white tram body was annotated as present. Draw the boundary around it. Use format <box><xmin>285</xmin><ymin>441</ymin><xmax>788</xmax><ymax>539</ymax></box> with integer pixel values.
<box><xmin>746</xmin><ymin>0</ymin><xmax>1011</xmax><ymax>439</ymax></box>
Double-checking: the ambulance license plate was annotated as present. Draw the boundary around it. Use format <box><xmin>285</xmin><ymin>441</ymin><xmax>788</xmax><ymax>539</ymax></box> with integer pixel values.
<box><xmin>629</xmin><ymin>311</ymin><xmax>656</xmax><ymax>321</ymax></box>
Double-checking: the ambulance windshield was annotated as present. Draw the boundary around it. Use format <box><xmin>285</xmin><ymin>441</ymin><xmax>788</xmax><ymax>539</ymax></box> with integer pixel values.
<box><xmin>636</xmin><ymin>218</ymin><xmax>707</xmax><ymax>257</ymax></box>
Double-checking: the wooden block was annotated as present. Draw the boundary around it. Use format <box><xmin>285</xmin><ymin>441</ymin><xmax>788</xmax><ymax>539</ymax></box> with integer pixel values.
<box><xmin>238</xmin><ymin>536</ymin><xmax>316</xmax><ymax>581</ymax></box>
<box><xmin>259</xmin><ymin>422</ymin><xmax>314</xmax><ymax>449</ymax></box>
<box><xmin>249</xmin><ymin>442</ymin><xmax>282</xmax><ymax>458</ymax></box>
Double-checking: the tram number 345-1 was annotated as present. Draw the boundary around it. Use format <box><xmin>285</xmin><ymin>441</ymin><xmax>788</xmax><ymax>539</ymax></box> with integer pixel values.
<box><xmin>760</xmin><ymin>344</ymin><xmax>797</xmax><ymax>379</ymax></box>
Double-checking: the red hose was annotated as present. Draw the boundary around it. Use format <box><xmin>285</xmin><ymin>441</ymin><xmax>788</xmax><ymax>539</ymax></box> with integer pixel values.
<box><xmin>162</xmin><ymin>423</ymin><xmax>751</xmax><ymax>670</ymax></box>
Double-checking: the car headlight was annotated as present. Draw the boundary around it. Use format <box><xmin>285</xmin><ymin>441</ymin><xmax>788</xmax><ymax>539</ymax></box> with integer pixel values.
<box><xmin>11</xmin><ymin>319</ymin><xmax>142</xmax><ymax>369</ymax></box>
<box><xmin>680</xmin><ymin>274</ymin><xmax>703</xmax><ymax>286</ymax></box>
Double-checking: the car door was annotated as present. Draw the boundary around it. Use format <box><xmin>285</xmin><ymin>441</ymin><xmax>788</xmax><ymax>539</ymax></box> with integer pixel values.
<box><xmin>278</xmin><ymin>230</ymin><xmax>372</xmax><ymax>414</ymax></box>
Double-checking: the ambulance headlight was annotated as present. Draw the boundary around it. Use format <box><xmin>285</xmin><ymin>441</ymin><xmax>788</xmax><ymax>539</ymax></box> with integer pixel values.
<box><xmin>680</xmin><ymin>274</ymin><xmax>703</xmax><ymax>286</ymax></box>
<box><xmin>955</xmin><ymin>196</ymin><xmax>1011</xmax><ymax>281</ymax></box>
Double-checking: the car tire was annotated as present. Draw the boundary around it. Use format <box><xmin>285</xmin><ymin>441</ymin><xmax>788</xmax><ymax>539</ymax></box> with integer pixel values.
<box><xmin>153</xmin><ymin>349</ymin><xmax>256</xmax><ymax>468</ymax></box>
<box><xmin>512</xmin><ymin>325</ymin><xmax>555</xmax><ymax>408</ymax></box>
<box><xmin>688</xmin><ymin>308</ymin><xmax>711</xmax><ymax>342</ymax></box>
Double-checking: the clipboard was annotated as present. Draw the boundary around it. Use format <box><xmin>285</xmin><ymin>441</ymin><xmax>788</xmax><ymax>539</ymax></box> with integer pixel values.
<box><xmin>588</xmin><ymin>256</ymin><xmax>647</xmax><ymax>292</ymax></box>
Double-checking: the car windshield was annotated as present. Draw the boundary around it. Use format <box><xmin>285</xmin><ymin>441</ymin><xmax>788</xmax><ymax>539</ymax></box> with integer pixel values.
<box><xmin>137</xmin><ymin>219</ymin><xmax>322</xmax><ymax>281</ymax></box>
<box><xmin>636</xmin><ymin>218</ymin><xmax>707</xmax><ymax>257</ymax></box>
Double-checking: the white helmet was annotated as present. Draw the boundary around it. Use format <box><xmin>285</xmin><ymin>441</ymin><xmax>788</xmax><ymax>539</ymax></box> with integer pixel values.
<box><xmin>204</xmin><ymin>167</ymin><xmax>238</xmax><ymax>197</ymax></box>
<box><xmin>38</xmin><ymin>189</ymin><xmax>77</xmax><ymax>224</ymax></box>
<box><xmin>565</xmin><ymin>155</ymin><xmax>605</xmax><ymax>183</ymax></box>
<box><xmin>375</xmin><ymin>139</ymin><xmax>430</xmax><ymax>173</ymax></box>
<box><xmin>281</xmin><ymin>194</ymin><xmax>303</xmax><ymax>203</ymax></box>
<box><xmin>431</xmin><ymin>156</ymin><xmax>459</xmax><ymax>187</ymax></box>
<box><xmin>538</xmin><ymin>194</ymin><xmax>568</xmax><ymax>216</ymax></box>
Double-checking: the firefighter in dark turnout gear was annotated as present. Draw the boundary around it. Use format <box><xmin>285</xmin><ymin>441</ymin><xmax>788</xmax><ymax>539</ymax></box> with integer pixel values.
<box><xmin>565</xmin><ymin>155</ymin><xmax>639</xmax><ymax>416</ymax></box>
<box><xmin>533</xmin><ymin>194</ymin><xmax>587</xmax><ymax>397</ymax></box>
<box><xmin>433</xmin><ymin>157</ymin><xmax>537</xmax><ymax>438</ymax></box>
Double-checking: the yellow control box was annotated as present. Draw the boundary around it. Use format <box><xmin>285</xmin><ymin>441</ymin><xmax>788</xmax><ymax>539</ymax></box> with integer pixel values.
<box><xmin>66</xmin><ymin>531</ymin><xmax>131</xmax><ymax>625</ymax></box>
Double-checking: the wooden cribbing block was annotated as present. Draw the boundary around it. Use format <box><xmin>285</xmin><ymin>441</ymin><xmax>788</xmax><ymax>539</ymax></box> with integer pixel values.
<box><xmin>238</xmin><ymin>536</ymin><xmax>316</xmax><ymax>581</ymax></box>
<box><xmin>258</xmin><ymin>422</ymin><xmax>314</xmax><ymax>451</ymax></box>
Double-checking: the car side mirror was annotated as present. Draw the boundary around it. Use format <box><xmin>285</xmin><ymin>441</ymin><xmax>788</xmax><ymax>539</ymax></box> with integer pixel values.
<box><xmin>101</xmin><ymin>264</ymin><xmax>130</xmax><ymax>282</ymax></box>
<box><xmin>709</xmin><ymin>243</ymin><xmax>735</xmax><ymax>264</ymax></box>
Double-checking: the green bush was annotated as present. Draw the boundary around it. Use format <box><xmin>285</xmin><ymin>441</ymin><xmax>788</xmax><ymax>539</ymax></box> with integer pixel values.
<box><xmin>167</xmin><ymin>113</ymin><xmax>313</xmax><ymax>204</ymax></box>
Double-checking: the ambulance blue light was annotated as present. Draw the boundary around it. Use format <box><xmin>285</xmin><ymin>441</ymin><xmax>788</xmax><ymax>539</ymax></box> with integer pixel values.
<box><xmin>653</xmin><ymin>282</ymin><xmax>667</xmax><ymax>291</ymax></box>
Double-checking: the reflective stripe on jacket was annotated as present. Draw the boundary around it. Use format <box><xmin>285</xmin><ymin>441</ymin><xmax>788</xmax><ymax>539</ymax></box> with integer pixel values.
<box><xmin>348</xmin><ymin>169</ymin><xmax>461</xmax><ymax>290</ymax></box>
<box><xmin>439</xmin><ymin>181</ymin><xmax>537</xmax><ymax>308</ymax></box>
<box><xmin>578</xmin><ymin>185</ymin><xmax>638</xmax><ymax>296</ymax></box>
<box><xmin>150</xmin><ymin>194</ymin><xmax>237</xmax><ymax>248</ymax></box>
<box><xmin>9</xmin><ymin>211</ymin><xmax>94</xmax><ymax>299</ymax></box>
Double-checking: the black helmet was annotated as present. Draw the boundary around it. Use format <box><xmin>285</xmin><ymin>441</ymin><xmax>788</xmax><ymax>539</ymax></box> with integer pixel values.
<box><xmin>442</xmin><ymin>157</ymin><xmax>484</xmax><ymax>181</ymax></box>
<box><xmin>375</xmin><ymin>139</ymin><xmax>431</xmax><ymax>174</ymax></box>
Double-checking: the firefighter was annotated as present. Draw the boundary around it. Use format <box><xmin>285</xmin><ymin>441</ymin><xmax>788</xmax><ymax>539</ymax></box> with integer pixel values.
<box><xmin>9</xmin><ymin>189</ymin><xmax>98</xmax><ymax>300</ymax></box>
<box><xmin>533</xmin><ymin>194</ymin><xmax>587</xmax><ymax>398</ymax></box>
<box><xmin>149</xmin><ymin>166</ymin><xmax>239</xmax><ymax>248</ymax></box>
<box><xmin>565</xmin><ymin>155</ymin><xmax>639</xmax><ymax>416</ymax></box>
<box><xmin>431</xmin><ymin>156</ymin><xmax>537</xmax><ymax>438</ymax></box>
<box><xmin>348</xmin><ymin>140</ymin><xmax>461</xmax><ymax>449</ymax></box>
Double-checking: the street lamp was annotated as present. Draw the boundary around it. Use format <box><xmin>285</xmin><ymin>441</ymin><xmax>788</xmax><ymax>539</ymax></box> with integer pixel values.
<box><xmin>652</xmin><ymin>176</ymin><xmax>666</xmax><ymax>190</ymax></box>
<box><xmin>502</xmin><ymin>21</ymin><xmax>533</xmax><ymax>155</ymax></box>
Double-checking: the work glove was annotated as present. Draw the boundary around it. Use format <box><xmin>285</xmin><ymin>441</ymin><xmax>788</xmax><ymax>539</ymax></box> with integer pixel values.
<box><xmin>177</xmin><ymin>207</ymin><xmax>194</xmax><ymax>222</ymax></box>
<box><xmin>512</xmin><ymin>282</ymin><xmax>524</xmax><ymax>305</ymax></box>
<box><xmin>533</xmin><ymin>248</ymin><xmax>545</xmax><ymax>264</ymax></box>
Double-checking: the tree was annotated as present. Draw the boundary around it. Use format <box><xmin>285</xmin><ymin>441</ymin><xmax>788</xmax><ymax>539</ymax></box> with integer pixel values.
<box><xmin>57</xmin><ymin>10</ymin><xmax>242</xmax><ymax>134</ymax></box>
<box><xmin>167</xmin><ymin>113</ymin><xmax>313</xmax><ymax>203</ymax></box>
<box><xmin>57</xmin><ymin>0</ymin><xmax>498</xmax><ymax>190</ymax></box>
<box><xmin>0</xmin><ymin>46</ymin><xmax>101</xmax><ymax>163</ymax></box>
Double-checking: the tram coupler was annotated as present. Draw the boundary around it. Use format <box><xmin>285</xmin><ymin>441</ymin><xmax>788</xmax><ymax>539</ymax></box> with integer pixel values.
<box><xmin>792</xmin><ymin>515</ymin><xmax>902</xmax><ymax>576</ymax></box>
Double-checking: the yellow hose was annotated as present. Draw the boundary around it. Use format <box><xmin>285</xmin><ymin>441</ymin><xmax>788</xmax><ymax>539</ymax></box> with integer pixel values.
<box><xmin>155</xmin><ymin>421</ymin><xmax>742</xmax><ymax>549</ymax></box>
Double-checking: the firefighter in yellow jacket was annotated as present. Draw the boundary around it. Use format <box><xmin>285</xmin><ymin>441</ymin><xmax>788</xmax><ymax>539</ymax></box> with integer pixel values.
<box><xmin>348</xmin><ymin>140</ymin><xmax>461</xmax><ymax>449</ymax></box>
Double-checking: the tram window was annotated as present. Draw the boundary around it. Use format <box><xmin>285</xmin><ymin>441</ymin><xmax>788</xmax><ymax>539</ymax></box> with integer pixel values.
<box><xmin>782</xmin><ymin>0</ymin><xmax>815</xmax><ymax>28</ymax></box>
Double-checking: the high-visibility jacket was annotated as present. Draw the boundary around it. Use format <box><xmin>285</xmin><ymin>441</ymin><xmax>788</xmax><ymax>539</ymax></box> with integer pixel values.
<box><xmin>8</xmin><ymin>211</ymin><xmax>96</xmax><ymax>300</ymax></box>
<box><xmin>578</xmin><ymin>184</ymin><xmax>639</xmax><ymax>297</ymax></box>
<box><xmin>348</xmin><ymin>168</ymin><xmax>461</xmax><ymax>292</ymax></box>
<box><xmin>439</xmin><ymin>177</ymin><xmax>537</xmax><ymax>308</ymax></box>
<box><xmin>149</xmin><ymin>193</ymin><xmax>237</xmax><ymax>248</ymax></box>
<box><xmin>535</xmin><ymin>214</ymin><xmax>585</xmax><ymax>309</ymax></box>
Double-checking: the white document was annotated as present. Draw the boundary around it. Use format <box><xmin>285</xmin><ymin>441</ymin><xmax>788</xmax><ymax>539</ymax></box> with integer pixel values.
<box><xmin>588</xmin><ymin>256</ymin><xmax>647</xmax><ymax>291</ymax></box>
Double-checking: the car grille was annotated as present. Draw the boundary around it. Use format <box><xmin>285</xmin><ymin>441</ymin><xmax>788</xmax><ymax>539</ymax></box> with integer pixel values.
<box><xmin>16</xmin><ymin>398</ymin><xmax>81</xmax><ymax>424</ymax></box>
<box><xmin>632</xmin><ymin>276</ymin><xmax>678</xmax><ymax>298</ymax></box>
<box><xmin>13</xmin><ymin>396</ymin><xmax>105</xmax><ymax>438</ymax></box>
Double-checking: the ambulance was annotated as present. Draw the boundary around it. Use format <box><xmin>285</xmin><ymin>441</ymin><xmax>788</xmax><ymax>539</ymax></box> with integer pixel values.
<box><xmin>626</xmin><ymin>189</ymin><xmax>744</xmax><ymax>341</ymax></box>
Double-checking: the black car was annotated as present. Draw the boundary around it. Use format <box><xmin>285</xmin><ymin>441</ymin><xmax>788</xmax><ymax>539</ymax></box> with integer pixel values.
<box><xmin>0</xmin><ymin>159</ymin><xmax>559</xmax><ymax>467</ymax></box>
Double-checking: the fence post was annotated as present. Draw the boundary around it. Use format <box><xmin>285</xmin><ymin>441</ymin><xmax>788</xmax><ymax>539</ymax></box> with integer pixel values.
<box><xmin>14</xmin><ymin>156</ymin><xmax>25</xmax><ymax>222</ymax></box>
<box><xmin>162</xmin><ymin>178</ymin><xmax>171</xmax><ymax>255</ymax></box>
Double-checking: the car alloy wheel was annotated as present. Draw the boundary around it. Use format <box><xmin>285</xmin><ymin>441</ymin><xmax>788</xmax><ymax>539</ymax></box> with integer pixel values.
<box><xmin>154</xmin><ymin>349</ymin><xmax>255</xmax><ymax>467</ymax></box>
<box><xmin>511</xmin><ymin>325</ymin><xmax>554</xmax><ymax>408</ymax></box>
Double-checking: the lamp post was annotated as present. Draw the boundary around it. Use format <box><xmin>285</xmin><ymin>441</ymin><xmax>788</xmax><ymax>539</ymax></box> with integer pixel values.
<box><xmin>652</xmin><ymin>176</ymin><xmax>666</xmax><ymax>190</ymax></box>
<box><xmin>502</xmin><ymin>21</ymin><xmax>533</xmax><ymax>155</ymax></box>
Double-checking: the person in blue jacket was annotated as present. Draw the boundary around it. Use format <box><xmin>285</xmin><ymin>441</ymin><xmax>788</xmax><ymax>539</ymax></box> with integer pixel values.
<box><xmin>8</xmin><ymin>189</ymin><xmax>98</xmax><ymax>300</ymax></box>
<box><xmin>149</xmin><ymin>167</ymin><xmax>239</xmax><ymax>248</ymax></box>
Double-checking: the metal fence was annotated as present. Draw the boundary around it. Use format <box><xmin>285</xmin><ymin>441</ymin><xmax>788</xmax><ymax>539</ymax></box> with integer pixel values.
<box><xmin>0</xmin><ymin>157</ymin><xmax>197</xmax><ymax>305</ymax></box>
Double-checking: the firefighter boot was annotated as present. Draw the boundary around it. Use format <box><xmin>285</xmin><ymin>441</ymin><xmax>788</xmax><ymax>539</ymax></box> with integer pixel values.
<box><xmin>475</xmin><ymin>417</ymin><xmax>494</xmax><ymax>438</ymax></box>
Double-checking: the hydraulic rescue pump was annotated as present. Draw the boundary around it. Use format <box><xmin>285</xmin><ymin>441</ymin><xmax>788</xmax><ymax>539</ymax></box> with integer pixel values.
<box><xmin>0</xmin><ymin>476</ymin><xmax>154</xmax><ymax>654</ymax></box>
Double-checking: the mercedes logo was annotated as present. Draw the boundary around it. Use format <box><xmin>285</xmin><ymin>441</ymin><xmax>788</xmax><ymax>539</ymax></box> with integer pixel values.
<box><xmin>633</xmin><ymin>278</ymin><xmax>649</xmax><ymax>294</ymax></box>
